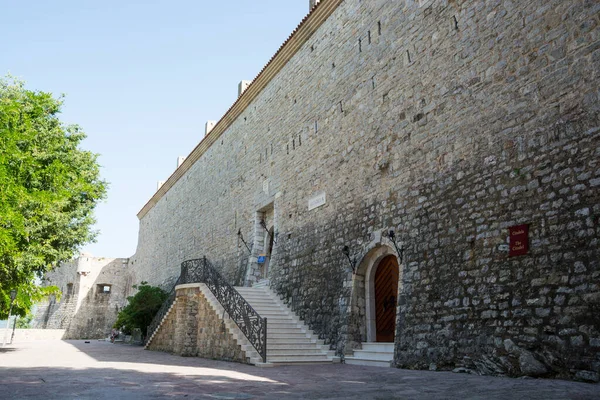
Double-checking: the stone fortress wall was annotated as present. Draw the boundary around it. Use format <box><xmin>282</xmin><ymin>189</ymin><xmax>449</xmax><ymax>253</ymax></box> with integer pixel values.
<box><xmin>34</xmin><ymin>255</ymin><xmax>131</xmax><ymax>339</ymax></box>
<box><xmin>126</xmin><ymin>0</ymin><xmax>596</xmax><ymax>379</ymax></box>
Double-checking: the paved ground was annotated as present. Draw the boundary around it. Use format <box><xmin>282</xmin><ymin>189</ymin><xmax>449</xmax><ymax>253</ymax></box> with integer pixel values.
<box><xmin>0</xmin><ymin>340</ymin><xmax>598</xmax><ymax>399</ymax></box>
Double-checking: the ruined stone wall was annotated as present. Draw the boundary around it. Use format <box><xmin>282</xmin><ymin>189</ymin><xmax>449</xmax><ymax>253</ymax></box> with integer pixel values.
<box><xmin>34</xmin><ymin>256</ymin><xmax>132</xmax><ymax>339</ymax></box>
<box><xmin>33</xmin><ymin>261</ymin><xmax>79</xmax><ymax>330</ymax></box>
<box><xmin>131</xmin><ymin>0</ymin><xmax>599</xmax><ymax>379</ymax></box>
<box><xmin>147</xmin><ymin>285</ymin><xmax>247</xmax><ymax>363</ymax></box>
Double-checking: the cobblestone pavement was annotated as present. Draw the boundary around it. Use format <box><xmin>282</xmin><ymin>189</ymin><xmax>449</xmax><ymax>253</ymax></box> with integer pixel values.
<box><xmin>0</xmin><ymin>340</ymin><xmax>598</xmax><ymax>400</ymax></box>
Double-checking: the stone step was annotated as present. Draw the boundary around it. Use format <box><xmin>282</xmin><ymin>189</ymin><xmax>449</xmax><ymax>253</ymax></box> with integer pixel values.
<box><xmin>345</xmin><ymin>357</ymin><xmax>392</xmax><ymax>368</ymax></box>
<box><xmin>351</xmin><ymin>349</ymin><xmax>394</xmax><ymax>361</ymax></box>
<box><xmin>267</xmin><ymin>337</ymin><xmax>321</xmax><ymax>345</ymax></box>
<box><xmin>268</xmin><ymin>343</ymin><xmax>325</xmax><ymax>350</ymax></box>
<box><xmin>250</xmin><ymin>306</ymin><xmax>281</xmax><ymax>312</ymax></box>
<box><xmin>267</xmin><ymin>327</ymin><xmax>306</xmax><ymax>334</ymax></box>
<box><xmin>267</xmin><ymin>322</ymin><xmax>301</xmax><ymax>329</ymax></box>
<box><xmin>267</xmin><ymin>355</ymin><xmax>331</xmax><ymax>363</ymax></box>
<box><xmin>267</xmin><ymin>332</ymin><xmax>310</xmax><ymax>339</ymax></box>
<box><xmin>243</xmin><ymin>297</ymin><xmax>277</xmax><ymax>301</ymax></box>
<box><xmin>267</xmin><ymin>349</ymin><xmax>325</xmax><ymax>356</ymax></box>
<box><xmin>257</xmin><ymin>310</ymin><xmax>291</xmax><ymax>316</ymax></box>
<box><xmin>264</xmin><ymin>316</ymin><xmax>295</xmax><ymax>321</ymax></box>
<box><xmin>360</xmin><ymin>343</ymin><xmax>395</xmax><ymax>352</ymax></box>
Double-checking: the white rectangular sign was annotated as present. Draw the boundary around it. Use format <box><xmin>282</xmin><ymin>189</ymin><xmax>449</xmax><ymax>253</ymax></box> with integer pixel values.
<box><xmin>308</xmin><ymin>192</ymin><xmax>326</xmax><ymax>211</ymax></box>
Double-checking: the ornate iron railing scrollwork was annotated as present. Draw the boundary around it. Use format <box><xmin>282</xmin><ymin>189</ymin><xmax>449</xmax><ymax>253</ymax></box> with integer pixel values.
<box><xmin>181</xmin><ymin>257</ymin><xmax>267</xmax><ymax>363</ymax></box>
<box><xmin>146</xmin><ymin>257</ymin><xmax>267</xmax><ymax>363</ymax></box>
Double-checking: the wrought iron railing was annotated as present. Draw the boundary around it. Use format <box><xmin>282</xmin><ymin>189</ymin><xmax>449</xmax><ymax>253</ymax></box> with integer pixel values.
<box><xmin>146</xmin><ymin>257</ymin><xmax>267</xmax><ymax>363</ymax></box>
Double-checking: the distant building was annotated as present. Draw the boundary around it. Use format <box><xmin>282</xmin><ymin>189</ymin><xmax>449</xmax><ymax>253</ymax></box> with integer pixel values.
<box><xmin>33</xmin><ymin>254</ymin><xmax>130</xmax><ymax>339</ymax></box>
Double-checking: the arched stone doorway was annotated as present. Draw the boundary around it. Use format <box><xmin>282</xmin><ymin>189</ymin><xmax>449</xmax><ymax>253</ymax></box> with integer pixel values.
<box><xmin>348</xmin><ymin>244</ymin><xmax>403</xmax><ymax>345</ymax></box>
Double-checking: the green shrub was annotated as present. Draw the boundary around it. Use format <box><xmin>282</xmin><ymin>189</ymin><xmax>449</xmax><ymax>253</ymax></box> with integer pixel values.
<box><xmin>113</xmin><ymin>282</ymin><xmax>168</xmax><ymax>337</ymax></box>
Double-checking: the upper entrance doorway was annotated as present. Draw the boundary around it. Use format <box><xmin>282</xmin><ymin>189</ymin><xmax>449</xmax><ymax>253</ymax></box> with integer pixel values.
<box><xmin>374</xmin><ymin>254</ymin><xmax>399</xmax><ymax>342</ymax></box>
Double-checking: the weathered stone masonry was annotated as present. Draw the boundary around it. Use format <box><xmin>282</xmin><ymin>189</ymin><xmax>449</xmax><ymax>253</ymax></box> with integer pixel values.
<box><xmin>34</xmin><ymin>256</ymin><xmax>131</xmax><ymax>339</ymax></box>
<box><xmin>130</xmin><ymin>0</ymin><xmax>599</xmax><ymax>380</ymax></box>
<box><xmin>147</xmin><ymin>285</ymin><xmax>247</xmax><ymax>363</ymax></box>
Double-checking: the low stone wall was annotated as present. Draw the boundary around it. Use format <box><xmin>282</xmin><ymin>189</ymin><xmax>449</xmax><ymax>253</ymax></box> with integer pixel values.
<box><xmin>8</xmin><ymin>329</ymin><xmax>66</xmax><ymax>342</ymax></box>
<box><xmin>147</xmin><ymin>285</ymin><xmax>247</xmax><ymax>363</ymax></box>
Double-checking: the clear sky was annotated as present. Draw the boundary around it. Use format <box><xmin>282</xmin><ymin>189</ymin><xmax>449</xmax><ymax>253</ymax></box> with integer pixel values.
<box><xmin>1</xmin><ymin>0</ymin><xmax>309</xmax><ymax>258</ymax></box>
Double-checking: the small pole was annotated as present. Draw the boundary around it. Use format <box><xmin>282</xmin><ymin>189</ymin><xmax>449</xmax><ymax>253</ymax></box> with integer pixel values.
<box><xmin>10</xmin><ymin>316</ymin><xmax>18</xmax><ymax>344</ymax></box>
<box><xmin>2</xmin><ymin>290</ymin><xmax>17</xmax><ymax>347</ymax></box>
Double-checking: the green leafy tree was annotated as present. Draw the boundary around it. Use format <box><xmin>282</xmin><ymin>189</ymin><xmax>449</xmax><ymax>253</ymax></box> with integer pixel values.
<box><xmin>0</xmin><ymin>76</ymin><xmax>107</xmax><ymax>318</ymax></box>
<box><xmin>114</xmin><ymin>282</ymin><xmax>168</xmax><ymax>336</ymax></box>
<box><xmin>15</xmin><ymin>312</ymin><xmax>34</xmax><ymax>329</ymax></box>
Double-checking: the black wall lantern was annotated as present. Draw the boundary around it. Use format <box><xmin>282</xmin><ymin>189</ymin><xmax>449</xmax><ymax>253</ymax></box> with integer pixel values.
<box><xmin>385</xmin><ymin>229</ymin><xmax>404</xmax><ymax>264</ymax></box>
<box><xmin>342</xmin><ymin>245</ymin><xmax>357</xmax><ymax>274</ymax></box>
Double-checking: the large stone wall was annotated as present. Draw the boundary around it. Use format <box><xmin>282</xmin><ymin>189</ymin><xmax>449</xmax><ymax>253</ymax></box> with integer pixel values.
<box><xmin>131</xmin><ymin>0</ymin><xmax>599</xmax><ymax>379</ymax></box>
<box><xmin>147</xmin><ymin>285</ymin><xmax>248</xmax><ymax>363</ymax></box>
<box><xmin>34</xmin><ymin>256</ymin><xmax>131</xmax><ymax>339</ymax></box>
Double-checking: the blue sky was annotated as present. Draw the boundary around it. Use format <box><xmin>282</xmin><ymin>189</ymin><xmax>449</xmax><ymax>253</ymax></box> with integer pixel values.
<box><xmin>1</xmin><ymin>0</ymin><xmax>309</xmax><ymax>258</ymax></box>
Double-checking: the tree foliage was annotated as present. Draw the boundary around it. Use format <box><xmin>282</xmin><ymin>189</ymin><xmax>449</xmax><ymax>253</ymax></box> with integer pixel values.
<box><xmin>114</xmin><ymin>282</ymin><xmax>168</xmax><ymax>336</ymax></box>
<box><xmin>15</xmin><ymin>312</ymin><xmax>34</xmax><ymax>329</ymax></box>
<box><xmin>0</xmin><ymin>76</ymin><xmax>107</xmax><ymax>317</ymax></box>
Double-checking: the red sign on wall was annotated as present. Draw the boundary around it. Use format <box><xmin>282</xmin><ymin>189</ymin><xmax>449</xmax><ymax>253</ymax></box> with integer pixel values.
<box><xmin>509</xmin><ymin>224</ymin><xmax>529</xmax><ymax>257</ymax></box>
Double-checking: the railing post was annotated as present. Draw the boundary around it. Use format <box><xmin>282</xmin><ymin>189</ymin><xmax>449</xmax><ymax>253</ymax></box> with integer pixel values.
<box><xmin>180</xmin><ymin>262</ymin><xmax>188</xmax><ymax>284</ymax></box>
<box><xmin>263</xmin><ymin>317</ymin><xmax>268</xmax><ymax>363</ymax></box>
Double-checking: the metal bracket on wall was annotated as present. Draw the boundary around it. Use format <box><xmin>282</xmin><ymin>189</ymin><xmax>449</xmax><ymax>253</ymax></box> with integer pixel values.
<box><xmin>260</xmin><ymin>219</ymin><xmax>278</xmax><ymax>244</ymax></box>
<box><xmin>237</xmin><ymin>229</ymin><xmax>252</xmax><ymax>253</ymax></box>
<box><xmin>384</xmin><ymin>229</ymin><xmax>404</xmax><ymax>264</ymax></box>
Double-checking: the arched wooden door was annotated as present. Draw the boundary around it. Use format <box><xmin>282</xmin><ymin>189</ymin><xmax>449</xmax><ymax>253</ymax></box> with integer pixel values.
<box><xmin>375</xmin><ymin>255</ymin><xmax>399</xmax><ymax>342</ymax></box>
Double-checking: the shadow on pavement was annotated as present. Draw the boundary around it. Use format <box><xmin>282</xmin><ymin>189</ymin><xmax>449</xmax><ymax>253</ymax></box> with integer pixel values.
<box><xmin>0</xmin><ymin>366</ymin><xmax>292</xmax><ymax>400</ymax></box>
<box><xmin>64</xmin><ymin>339</ymin><xmax>276</xmax><ymax>373</ymax></box>
<box><xmin>0</xmin><ymin>346</ymin><xmax>19</xmax><ymax>353</ymax></box>
<box><xmin>3</xmin><ymin>340</ymin><xmax>595</xmax><ymax>400</ymax></box>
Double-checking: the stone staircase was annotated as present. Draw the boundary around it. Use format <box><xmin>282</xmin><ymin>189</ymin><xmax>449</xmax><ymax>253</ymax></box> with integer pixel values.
<box><xmin>345</xmin><ymin>342</ymin><xmax>394</xmax><ymax>367</ymax></box>
<box><xmin>145</xmin><ymin>283</ymin><xmax>338</xmax><ymax>366</ymax></box>
<box><xmin>235</xmin><ymin>286</ymin><xmax>337</xmax><ymax>365</ymax></box>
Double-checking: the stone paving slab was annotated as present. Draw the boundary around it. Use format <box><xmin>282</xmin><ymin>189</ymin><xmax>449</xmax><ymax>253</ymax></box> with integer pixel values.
<box><xmin>0</xmin><ymin>340</ymin><xmax>598</xmax><ymax>399</ymax></box>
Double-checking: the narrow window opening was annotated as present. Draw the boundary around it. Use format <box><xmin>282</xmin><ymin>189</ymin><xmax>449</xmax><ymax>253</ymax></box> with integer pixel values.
<box><xmin>66</xmin><ymin>283</ymin><xmax>73</xmax><ymax>296</ymax></box>
<box><xmin>358</xmin><ymin>38</ymin><xmax>362</xmax><ymax>52</ymax></box>
<box><xmin>453</xmin><ymin>15</ymin><xmax>459</xmax><ymax>30</ymax></box>
<box><xmin>372</xmin><ymin>76</ymin><xmax>376</xmax><ymax>89</ymax></box>
<box><xmin>378</xmin><ymin>21</ymin><xmax>382</xmax><ymax>35</ymax></box>
<box><xmin>315</xmin><ymin>120</ymin><xmax>318</xmax><ymax>134</ymax></box>
<box><xmin>407</xmin><ymin>50</ymin><xmax>412</xmax><ymax>63</ymax></box>
<box><xmin>311</xmin><ymin>45</ymin><xmax>315</xmax><ymax>52</ymax></box>
<box><xmin>332</xmin><ymin>62</ymin><xmax>335</xmax><ymax>68</ymax></box>
<box><xmin>340</xmin><ymin>101</ymin><xmax>344</xmax><ymax>113</ymax></box>
<box><xmin>97</xmin><ymin>284</ymin><xmax>111</xmax><ymax>294</ymax></box>
<box><xmin>293</xmin><ymin>139</ymin><xmax>295</xmax><ymax>150</ymax></box>
<box><xmin>270</xmin><ymin>143</ymin><xmax>273</xmax><ymax>155</ymax></box>
<box><xmin>298</xmin><ymin>135</ymin><xmax>302</xmax><ymax>146</ymax></box>
<box><xmin>287</xmin><ymin>144</ymin><xmax>289</xmax><ymax>155</ymax></box>
<box><xmin>368</xmin><ymin>30</ymin><xmax>371</xmax><ymax>44</ymax></box>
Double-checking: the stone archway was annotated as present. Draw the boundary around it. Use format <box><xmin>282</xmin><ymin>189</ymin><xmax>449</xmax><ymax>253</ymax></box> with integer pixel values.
<box><xmin>363</xmin><ymin>246</ymin><xmax>401</xmax><ymax>343</ymax></box>
<box><xmin>347</xmin><ymin>244</ymin><xmax>403</xmax><ymax>344</ymax></box>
